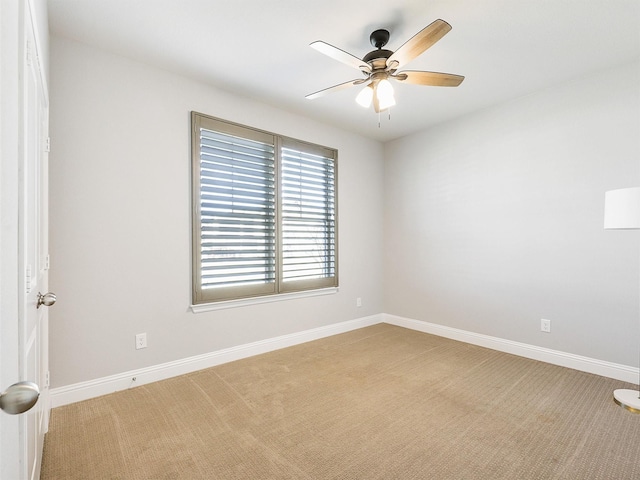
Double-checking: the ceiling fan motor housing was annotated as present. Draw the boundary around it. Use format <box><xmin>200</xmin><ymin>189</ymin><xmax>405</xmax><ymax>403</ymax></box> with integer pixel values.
<box><xmin>363</xmin><ymin>48</ymin><xmax>392</xmax><ymax>64</ymax></box>
<box><xmin>364</xmin><ymin>29</ymin><xmax>393</xmax><ymax>69</ymax></box>
<box><xmin>369</xmin><ymin>29</ymin><xmax>390</xmax><ymax>48</ymax></box>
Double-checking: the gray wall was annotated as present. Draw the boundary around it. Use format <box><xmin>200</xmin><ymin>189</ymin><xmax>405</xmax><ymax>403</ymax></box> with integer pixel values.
<box><xmin>383</xmin><ymin>61</ymin><xmax>640</xmax><ymax>366</ymax></box>
<box><xmin>48</xmin><ymin>37</ymin><xmax>385</xmax><ymax>387</ymax></box>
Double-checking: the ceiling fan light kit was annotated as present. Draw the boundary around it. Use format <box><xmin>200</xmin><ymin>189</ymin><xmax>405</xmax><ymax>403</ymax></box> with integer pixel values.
<box><xmin>306</xmin><ymin>19</ymin><xmax>464</xmax><ymax>117</ymax></box>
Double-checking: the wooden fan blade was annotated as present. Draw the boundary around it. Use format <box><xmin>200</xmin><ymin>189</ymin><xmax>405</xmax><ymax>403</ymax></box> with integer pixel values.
<box><xmin>305</xmin><ymin>79</ymin><xmax>361</xmax><ymax>100</ymax></box>
<box><xmin>387</xmin><ymin>19</ymin><xmax>452</xmax><ymax>68</ymax></box>
<box><xmin>310</xmin><ymin>41</ymin><xmax>371</xmax><ymax>72</ymax></box>
<box><xmin>395</xmin><ymin>70</ymin><xmax>464</xmax><ymax>87</ymax></box>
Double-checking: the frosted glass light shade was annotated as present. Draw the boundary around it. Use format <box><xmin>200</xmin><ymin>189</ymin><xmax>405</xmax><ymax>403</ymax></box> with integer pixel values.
<box><xmin>604</xmin><ymin>187</ymin><xmax>640</xmax><ymax>230</ymax></box>
<box><xmin>376</xmin><ymin>79</ymin><xmax>395</xmax><ymax>110</ymax></box>
<box><xmin>378</xmin><ymin>93</ymin><xmax>396</xmax><ymax>110</ymax></box>
<box><xmin>355</xmin><ymin>85</ymin><xmax>373</xmax><ymax>108</ymax></box>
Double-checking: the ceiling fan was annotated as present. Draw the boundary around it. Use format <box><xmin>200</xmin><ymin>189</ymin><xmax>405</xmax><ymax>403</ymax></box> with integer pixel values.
<box><xmin>306</xmin><ymin>19</ymin><xmax>464</xmax><ymax>113</ymax></box>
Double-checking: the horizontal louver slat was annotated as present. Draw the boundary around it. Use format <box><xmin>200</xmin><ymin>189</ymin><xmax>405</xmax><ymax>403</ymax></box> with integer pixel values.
<box><xmin>201</xmin><ymin>202</ymin><xmax>273</xmax><ymax>214</ymax></box>
<box><xmin>201</xmin><ymin>278</ymin><xmax>274</xmax><ymax>290</ymax></box>
<box><xmin>202</xmin><ymin>267</ymin><xmax>273</xmax><ymax>277</ymax></box>
<box><xmin>201</xmin><ymin>195</ymin><xmax>275</xmax><ymax>210</ymax></box>
<box><xmin>201</xmin><ymin>161</ymin><xmax>274</xmax><ymax>179</ymax></box>
<box><xmin>202</xmin><ymin>227</ymin><xmax>275</xmax><ymax>235</ymax></box>
<box><xmin>200</xmin><ymin>211</ymin><xmax>273</xmax><ymax>222</ymax></box>
<box><xmin>281</xmin><ymin>190</ymin><xmax>335</xmax><ymax>202</ymax></box>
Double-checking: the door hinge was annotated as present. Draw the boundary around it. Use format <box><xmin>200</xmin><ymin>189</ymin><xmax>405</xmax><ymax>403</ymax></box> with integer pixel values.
<box><xmin>26</xmin><ymin>40</ymin><xmax>32</xmax><ymax>66</ymax></box>
<box><xmin>45</xmin><ymin>371</ymin><xmax>50</xmax><ymax>388</ymax></box>
<box><xmin>25</xmin><ymin>264</ymin><xmax>32</xmax><ymax>293</ymax></box>
<box><xmin>45</xmin><ymin>136</ymin><xmax>51</xmax><ymax>153</ymax></box>
<box><xmin>45</xmin><ymin>255</ymin><xmax>51</xmax><ymax>270</ymax></box>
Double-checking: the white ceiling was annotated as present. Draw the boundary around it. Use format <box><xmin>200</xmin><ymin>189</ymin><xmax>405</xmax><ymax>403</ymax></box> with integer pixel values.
<box><xmin>47</xmin><ymin>0</ymin><xmax>640</xmax><ymax>142</ymax></box>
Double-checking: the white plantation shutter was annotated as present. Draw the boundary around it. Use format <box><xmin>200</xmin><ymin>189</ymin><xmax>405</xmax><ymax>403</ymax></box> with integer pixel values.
<box><xmin>192</xmin><ymin>115</ymin><xmax>277</xmax><ymax>302</ymax></box>
<box><xmin>280</xmin><ymin>141</ymin><xmax>336</xmax><ymax>291</ymax></box>
<box><xmin>192</xmin><ymin>112</ymin><xmax>337</xmax><ymax>304</ymax></box>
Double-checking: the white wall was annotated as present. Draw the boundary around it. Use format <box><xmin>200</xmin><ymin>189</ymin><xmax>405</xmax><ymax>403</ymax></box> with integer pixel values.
<box><xmin>384</xmin><ymin>61</ymin><xmax>640</xmax><ymax>366</ymax></box>
<box><xmin>48</xmin><ymin>37</ymin><xmax>384</xmax><ymax>388</ymax></box>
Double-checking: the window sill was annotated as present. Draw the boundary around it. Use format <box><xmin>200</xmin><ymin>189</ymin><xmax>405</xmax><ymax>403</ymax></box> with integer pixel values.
<box><xmin>190</xmin><ymin>287</ymin><xmax>339</xmax><ymax>313</ymax></box>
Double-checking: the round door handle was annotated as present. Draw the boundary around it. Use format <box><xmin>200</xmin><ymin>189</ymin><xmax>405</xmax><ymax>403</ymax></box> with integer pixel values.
<box><xmin>37</xmin><ymin>292</ymin><xmax>57</xmax><ymax>308</ymax></box>
<box><xmin>0</xmin><ymin>381</ymin><xmax>40</xmax><ymax>415</ymax></box>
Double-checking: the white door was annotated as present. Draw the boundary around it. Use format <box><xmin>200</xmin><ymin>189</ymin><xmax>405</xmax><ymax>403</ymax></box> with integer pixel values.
<box><xmin>0</xmin><ymin>2</ymin><xmax>50</xmax><ymax>479</ymax></box>
<box><xmin>24</xmin><ymin>6</ymin><xmax>51</xmax><ymax>477</ymax></box>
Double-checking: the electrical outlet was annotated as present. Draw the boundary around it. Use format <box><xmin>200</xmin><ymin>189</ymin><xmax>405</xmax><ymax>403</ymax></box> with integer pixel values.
<box><xmin>541</xmin><ymin>319</ymin><xmax>551</xmax><ymax>333</ymax></box>
<box><xmin>356</xmin><ymin>297</ymin><xmax>362</xmax><ymax>307</ymax></box>
<box><xmin>135</xmin><ymin>333</ymin><xmax>147</xmax><ymax>349</ymax></box>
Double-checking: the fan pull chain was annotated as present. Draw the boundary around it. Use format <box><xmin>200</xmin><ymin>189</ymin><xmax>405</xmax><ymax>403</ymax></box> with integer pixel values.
<box><xmin>377</xmin><ymin>109</ymin><xmax>392</xmax><ymax>128</ymax></box>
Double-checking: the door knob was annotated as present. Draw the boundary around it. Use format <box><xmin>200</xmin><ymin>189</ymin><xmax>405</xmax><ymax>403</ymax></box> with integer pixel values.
<box><xmin>37</xmin><ymin>292</ymin><xmax>56</xmax><ymax>308</ymax></box>
<box><xmin>0</xmin><ymin>381</ymin><xmax>40</xmax><ymax>415</ymax></box>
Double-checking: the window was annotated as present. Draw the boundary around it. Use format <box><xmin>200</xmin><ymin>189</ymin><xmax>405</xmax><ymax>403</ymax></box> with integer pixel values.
<box><xmin>191</xmin><ymin>112</ymin><xmax>337</xmax><ymax>305</ymax></box>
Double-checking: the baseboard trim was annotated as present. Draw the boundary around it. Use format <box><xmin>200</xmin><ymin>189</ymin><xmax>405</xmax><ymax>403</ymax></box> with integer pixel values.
<box><xmin>383</xmin><ymin>314</ymin><xmax>638</xmax><ymax>383</ymax></box>
<box><xmin>50</xmin><ymin>314</ymin><xmax>383</xmax><ymax>408</ymax></box>
<box><xmin>51</xmin><ymin>312</ymin><xmax>637</xmax><ymax>407</ymax></box>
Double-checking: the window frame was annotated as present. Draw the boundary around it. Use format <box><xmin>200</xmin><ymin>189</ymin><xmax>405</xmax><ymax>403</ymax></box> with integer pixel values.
<box><xmin>191</xmin><ymin>112</ymin><xmax>338</xmax><ymax>306</ymax></box>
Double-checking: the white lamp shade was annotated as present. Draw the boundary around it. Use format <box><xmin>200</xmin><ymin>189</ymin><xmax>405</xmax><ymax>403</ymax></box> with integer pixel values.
<box><xmin>376</xmin><ymin>79</ymin><xmax>395</xmax><ymax>110</ymax></box>
<box><xmin>378</xmin><ymin>92</ymin><xmax>396</xmax><ymax>111</ymax></box>
<box><xmin>604</xmin><ymin>187</ymin><xmax>640</xmax><ymax>230</ymax></box>
<box><xmin>355</xmin><ymin>85</ymin><xmax>373</xmax><ymax>108</ymax></box>
<box><xmin>377</xmin><ymin>79</ymin><xmax>393</xmax><ymax>99</ymax></box>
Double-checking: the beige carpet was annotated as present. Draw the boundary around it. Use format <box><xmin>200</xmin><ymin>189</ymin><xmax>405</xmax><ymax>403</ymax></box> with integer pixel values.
<box><xmin>41</xmin><ymin>324</ymin><xmax>640</xmax><ymax>479</ymax></box>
